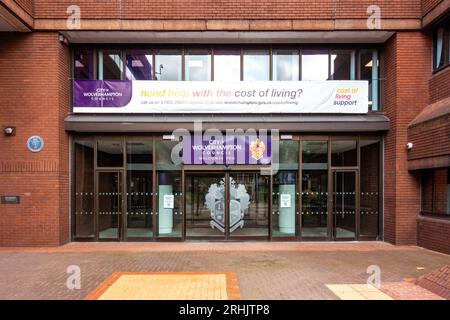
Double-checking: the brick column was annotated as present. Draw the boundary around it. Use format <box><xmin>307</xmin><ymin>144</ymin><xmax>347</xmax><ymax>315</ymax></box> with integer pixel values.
<box><xmin>383</xmin><ymin>32</ymin><xmax>431</xmax><ymax>245</ymax></box>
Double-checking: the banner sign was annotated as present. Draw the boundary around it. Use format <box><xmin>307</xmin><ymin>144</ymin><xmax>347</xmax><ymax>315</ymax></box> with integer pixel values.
<box><xmin>73</xmin><ymin>80</ymin><xmax>368</xmax><ymax>114</ymax></box>
<box><xmin>182</xmin><ymin>135</ymin><xmax>272</xmax><ymax>165</ymax></box>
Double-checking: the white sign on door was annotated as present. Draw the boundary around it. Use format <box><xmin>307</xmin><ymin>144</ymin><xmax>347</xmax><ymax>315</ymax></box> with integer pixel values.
<box><xmin>163</xmin><ymin>195</ymin><xmax>174</xmax><ymax>209</ymax></box>
<box><xmin>280</xmin><ymin>194</ymin><xmax>291</xmax><ymax>208</ymax></box>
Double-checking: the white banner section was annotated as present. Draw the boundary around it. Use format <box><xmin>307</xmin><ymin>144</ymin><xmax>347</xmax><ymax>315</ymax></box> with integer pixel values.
<box><xmin>73</xmin><ymin>80</ymin><xmax>368</xmax><ymax>114</ymax></box>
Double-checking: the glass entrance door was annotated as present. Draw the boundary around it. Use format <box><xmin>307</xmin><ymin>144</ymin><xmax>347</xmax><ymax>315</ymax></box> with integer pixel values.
<box><xmin>185</xmin><ymin>171</ymin><xmax>270</xmax><ymax>240</ymax></box>
<box><xmin>332</xmin><ymin>170</ymin><xmax>357</xmax><ymax>240</ymax></box>
<box><xmin>185</xmin><ymin>173</ymin><xmax>227</xmax><ymax>239</ymax></box>
<box><xmin>228</xmin><ymin>172</ymin><xmax>270</xmax><ymax>239</ymax></box>
<box><xmin>97</xmin><ymin>171</ymin><xmax>123</xmax><ymax>240</ymax></box>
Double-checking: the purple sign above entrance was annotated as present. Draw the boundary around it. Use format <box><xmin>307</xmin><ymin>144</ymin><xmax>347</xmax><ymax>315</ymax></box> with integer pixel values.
<box><xmin>182</xmin><ymin>135</ymin><xmax>272</xmax><ymax>165</ymax></box>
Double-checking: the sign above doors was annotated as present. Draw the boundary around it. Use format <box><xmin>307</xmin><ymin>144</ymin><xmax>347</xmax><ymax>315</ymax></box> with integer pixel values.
<box><xmin>182</xmin><ymin>135</ymin><xmax>272</xmax><ymax>165</ymax></box>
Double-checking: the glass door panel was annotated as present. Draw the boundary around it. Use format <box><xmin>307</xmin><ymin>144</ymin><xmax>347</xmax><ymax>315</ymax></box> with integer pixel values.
<box><xmin>228</xmin><ymin>172</ymin><xmax>269</xmax><ymax>238</ymax></box>
<box><xmin>301</xmin><ymin>141</ymin><xmax>329</xmax><ymax>238</ymax></box>
<box><xmin>185</xmin><ymin>173</ymin><xmax>226</xmax><ymax>239</ymax></box>
<box><xmin>333</xmin><ymin>171</ymin><xmax>357</xmax><ymax>240</ymax></box>
<box><xmin>156</xmin><ymin>140</ymin><xmax>183</xmax><ymax>238</ymax></box>
<box><xmin>126</xmin><ymin>141</ymin><xmax>153</xmax><ymax>239</ymax></box>
<box><xmin>272</xmin><ymin>171</ymin><xmax>298</xmax><ymax>238</ymax></box>
<box><xmin>98</xmin><ymin>171</ymin><xmax>122</xmax><ymax>240</ymax></box>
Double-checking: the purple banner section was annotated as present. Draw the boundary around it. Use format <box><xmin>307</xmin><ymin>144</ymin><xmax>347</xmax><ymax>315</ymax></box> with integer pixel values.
<box><xmin>182</xmin><ymin>135</ymin><xmax>272</xmax><ymax>165</ymax></box>
<box><xmin>73</xmin><ymin>80</ymin><xmax>132</xmax><ymax>108</ymax></box>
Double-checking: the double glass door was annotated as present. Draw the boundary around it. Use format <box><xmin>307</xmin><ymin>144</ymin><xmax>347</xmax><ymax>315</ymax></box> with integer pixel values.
<box><xmin>185</xmin><ymin>172</ymin><xmax>270</xmax><ymax>240</ymax></box>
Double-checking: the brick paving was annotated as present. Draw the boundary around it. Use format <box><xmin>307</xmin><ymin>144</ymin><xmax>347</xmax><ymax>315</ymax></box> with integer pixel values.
<box><xmin>0</xmin><ymin>242</ymin><xmax>448</xmax><ymax>300</ymax></box>
<box><xmin>415</xmin><ymin>265</ymin><xmax>450</xmax><ymax>299</ymax></box>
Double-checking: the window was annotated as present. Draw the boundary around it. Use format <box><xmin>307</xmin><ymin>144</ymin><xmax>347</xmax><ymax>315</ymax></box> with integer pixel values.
<box><xmin>74</xmin><ymin>140</ymin><xmax>95</xmax><ymax>238</ymax></box>
<box><xmin>301</xmin><ymin>141</ymin><xmax>328</xmax><ymax>238</ymax></box>
<box><xmin>301</xmin><ymin>50</ymin><xmax>329</xmax><ymax>80</ymax></box>
<box><xmin>156</xmin><ymin>140</ymin><xmax>183</xmax><ymax>237</ymax></box>
<box><xmin>359</xmin><ymin>50</ymin><xmax>379</xmax><ymax>111</ymax></box>
<box><xmin>185</xmin><ymin>49</ymin><xmax>211</xmax><ymax>81</ymax></box>
<box><xmin>125</xmin><ymin>51</ymin><xmax>153</xmax><ymax>80</ymax></box>
<box><xmin>272</xmin><ymin>140</ymin><xmax>300</xmax><ymax>238</ymax></box>
<box><xmin>331</xmin><ymin>50</ymin><xmax>354</xmax><ymax>80</ymax></box>
<box><xmin>97</xmin><ymin>141</ymin><xmax>124</xmax><ymax>167</ymax></box>
<box><xmin>433</xmin><ymin>26</ymin><xmax>450</xmax><ymax>71</ymax></box>
<box><xmin>100</xmin><ymin>51</ymin><xmax>123</xmax><ymax>80</ymax></box>
<box><xmin>360</xmin><ymin>140</ymin><xmax>380</xmax><ymax>237</ymax></box>
<box><xmin>273</xmin><ymin>50</ymin><xmax>299</xmax><ymax>81</ymax></box>
<box><xmin>243</xmin><ymin>50</ymin><xmax>270</xmax><ymax>81</ymax></box>
<box><xmin>421</xmin><ymin>168</ymin><xmax>450</xmax><ymax>216</ymax></box>
<box><xmin>126</xmin><ymin>140</ymin><xmax>153</xmax><ymax>238</ymax></box>
<box><xmin>331</xmin><ymin>140</ymin><xmax>357</xmax><ymax>167</ymax></box>
<box><xmin>155</xmin><ymin>49</ymin><xmax>182</xmax><ymax>81</ymax></box>
<box><xmin>74</xmin><ymin>50</ymin><xmax>94</xmax><ymax>80</ymax></box>
<box><xmin>213</xmin><ymin>49</ymin><xmax>241</xmax><ymax>81</ymax></box>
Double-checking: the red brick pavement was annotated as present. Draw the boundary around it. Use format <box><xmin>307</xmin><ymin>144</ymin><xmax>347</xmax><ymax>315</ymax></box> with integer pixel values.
<box><xmin>416</xmin><ymin>265</ymin><xmax>450</xmax><ymax>299</ymax></box>
<box><xmin>0</xmin><ymin>241</ymin><xmax>427</xmax><ymax>254</ymax></box>
<box><xmin>0</xmin><ymin>242</ymin><xmax>448</xmax><ymax>300</ymax></box>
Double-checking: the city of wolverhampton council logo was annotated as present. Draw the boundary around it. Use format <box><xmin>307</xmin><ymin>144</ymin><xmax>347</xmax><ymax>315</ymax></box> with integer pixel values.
<box><xmin>249</xmin><ymin>138</ymin><xmax>265</xmax><ymax>161</ymax></box>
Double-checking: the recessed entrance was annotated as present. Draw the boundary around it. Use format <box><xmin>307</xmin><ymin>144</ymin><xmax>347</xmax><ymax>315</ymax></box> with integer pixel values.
<box><xmin>185</xmin><ymin>171</ymin><xmax>270</xmax><ymax>240</ymax></box>
<box><xmin>72</xmin><ymin>135</ymin><xmax>382</xmax><ymax>242</ymax></box>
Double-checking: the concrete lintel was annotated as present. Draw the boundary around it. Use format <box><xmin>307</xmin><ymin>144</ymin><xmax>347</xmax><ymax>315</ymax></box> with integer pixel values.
<box><xmin>34</xmin><ymin>18</ymin><xmax>421</xmax><ymax>32</ymax></box>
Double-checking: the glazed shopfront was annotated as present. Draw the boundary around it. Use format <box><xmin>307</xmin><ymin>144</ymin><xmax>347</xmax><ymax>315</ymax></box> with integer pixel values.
<box><xmin>66</xmin><ymin>46</ymin><xmax>387</xmax><ymax>242</ymax></box>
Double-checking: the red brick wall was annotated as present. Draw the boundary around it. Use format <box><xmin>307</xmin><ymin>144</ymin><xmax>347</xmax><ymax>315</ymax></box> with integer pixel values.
<box><xmin>418</xmin><ymin>215</ymin><xmax>450</xmax><ymax>254</ymax></box>
<box><xmin>421</xmin><ymin>0</ymin><xmax>443</xmax><ymax>15</ymax></box>
<box><xmin>383</xmin><ymin>32</ymin><xmax>431</xmax><ymax>245</ymax></box>
<box><xmin>0</xmin><ymin>32</ymin><xmax>70</xmax><ymax>246</ymax></box>
<box><xmin>430</xmin><ymin>68</ymin><xmax>450</xmax><ymax>104</ymax></box>
<box><xmin>33</xmin><ymin>0</ymin><xmax>422</xmax><ymax>20</ymax></box>
<box><xmin>408</xmin><ymin>114</ymin><xmax>450</xmax><ymax>161</ymax></box>
<box><xmin>13</xmin><ymin>0</ymin><xmax>33</xmax><ymax>15</ymax></box>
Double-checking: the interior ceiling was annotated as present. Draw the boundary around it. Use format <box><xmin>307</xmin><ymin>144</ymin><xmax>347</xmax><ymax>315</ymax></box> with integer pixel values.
<box><xmin>62</xmin><ymin>30</ymin><xmax>395</xmax><ymax>44</ymax></box>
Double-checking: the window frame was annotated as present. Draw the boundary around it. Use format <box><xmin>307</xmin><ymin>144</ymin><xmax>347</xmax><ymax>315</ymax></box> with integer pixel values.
<box><xmin>433</xmin><ymin>25</ymin><xmax>450</xmax><ymax>73</ymax></box>
<box><xmin>71</xmin><ymin>45</ymin><xmax>382</xmax><ymax>111</ymax></box>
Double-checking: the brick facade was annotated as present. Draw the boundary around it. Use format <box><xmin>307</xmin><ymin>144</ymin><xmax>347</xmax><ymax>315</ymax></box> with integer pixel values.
<box><xmin>407</xmin><ymin>1</ymin><xmax>450</xmax><ymax>254</ymax></box>
<box><xmin>422</xmin><ymin>0</ymin><xmax>444</xmax><ymax>15</ymax></box>
<box><xmin>0</xmin><ymin>1</ymin><xmax>449</xmax><ymax>253</ymax></box>
<box><xmin>32</xmin><ymin>1</ymin><xmax>422</xmax><ymax>20</ymax></box>
<box><xmin>0</xmin><ymin>32</ymin><xmax>70</xmax><ymax>246</ymax></box>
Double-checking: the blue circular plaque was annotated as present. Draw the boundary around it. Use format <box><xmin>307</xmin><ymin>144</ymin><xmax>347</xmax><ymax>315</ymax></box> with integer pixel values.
<box><xmin>27</xmin><ymin>136</ymin><xmax>44</xmax><ymax>153</ymax></box>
